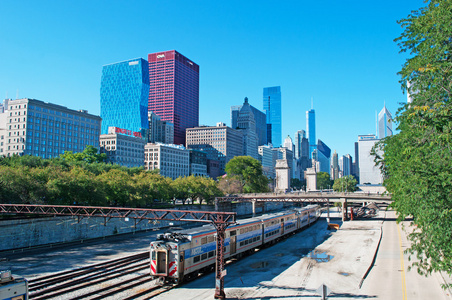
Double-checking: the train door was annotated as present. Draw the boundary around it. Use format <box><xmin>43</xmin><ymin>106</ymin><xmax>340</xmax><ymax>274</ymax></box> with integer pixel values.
<box><xmin>230</xmin><ymin>230</ymin><xmax>237</xmax><ymax>255</ymax></box>
<box><xmin>179</xmin><ymin>251</ymin><xmax>185</xmax><ymax>280</ymax></box>
<box><xmin>280</xmin><ymin>218</ymin><xmax>284</xmax><ymax>235</ymax></box>
<box><xmin>156</xmin><ymin>250</ymin><xmax>168</xmax><ymax>275</ymax></box>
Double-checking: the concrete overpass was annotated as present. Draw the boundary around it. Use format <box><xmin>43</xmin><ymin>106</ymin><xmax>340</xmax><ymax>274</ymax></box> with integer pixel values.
<box><xmin>215</xmin><ymin>192</ymin><xmax>393</xmax><ymax>221</ymax></box>
<box><xmin>216</xmin><ymin>191</ymin><xmax>392</xmax><ymax>204</ymax></box>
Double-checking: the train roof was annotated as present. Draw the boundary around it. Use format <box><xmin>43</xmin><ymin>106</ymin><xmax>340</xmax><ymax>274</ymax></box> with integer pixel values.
<box><xmin>154</xmin><ymin>205</ymin><xmax>321</xmax><ymax>243</ymax></box>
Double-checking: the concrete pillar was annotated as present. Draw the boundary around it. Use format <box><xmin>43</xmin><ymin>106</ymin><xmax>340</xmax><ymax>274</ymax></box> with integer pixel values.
<box><xmin>341</xmin><ymin>198</ymin><xmax>347</xmax><ymax>222</ymax></box>
<box><xmin>252</xmin><ymin>200</ymin><xmax>256</xmax><ymax>218</ymax></box>
<box><xmin>326</xmin><ymin>199</ymin><xmax>330</xmax><ymax>224</ymax></box>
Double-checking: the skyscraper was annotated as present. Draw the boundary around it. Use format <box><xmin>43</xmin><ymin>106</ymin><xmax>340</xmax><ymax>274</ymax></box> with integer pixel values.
<box><xmin>331</xmin><ymin>150</ymin><xmax>339</xmax><ymax>180</ymax></box>
<box><xmin>148</xmin><ymin>50</ymin><xmax>199</xmax><ymax>145</ymax></box>
<box><xmin>306</xmin><ymin>109</ymin><xmax>316</xmax><ymax>157</ymax></box>
<box><xmin>231</xmin><ymin>97</ymin><xmax>267</xmax><ymax>146</ymax></box>
<box><xmin>263</xmin><ymin>86</ymin><xmax>282</xmax><ymax>147</ymax></box>
<box><xmin>316</xmin><ymin>139</ymin><xmax>331</xmax><ymax>174</ymax></box>
<box><xmin>236</xmin><ymin>97</ymin><xmax>259</xmax><ymax>159</ymax></box>
<box><xmin>294</xmin><ymin>130</ymin><xmax>307</xmax><ymax>159</ymax></box>
<box><xmin>378</xmin><ymin>104</ymin><xmax>393</xmax><ymax>139</ymax></box>
<box><xmin>100</xmin><ymin>58</ymin><xmax>150</xmax><ymax>135</ymax></box>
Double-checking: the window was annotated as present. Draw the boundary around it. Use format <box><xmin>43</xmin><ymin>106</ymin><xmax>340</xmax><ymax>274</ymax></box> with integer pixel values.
<box><xmin>201</xmin><ymin>253</ymin><xmax>207</xmax><ymax>260</ymax></box>
<box><xmin>193</xmin><ymin>255</ymin><xmax>200</xmax><ymax>263</ymax></box>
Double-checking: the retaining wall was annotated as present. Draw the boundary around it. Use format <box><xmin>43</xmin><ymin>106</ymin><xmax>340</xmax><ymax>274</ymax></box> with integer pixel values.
<box><xmin>0</xmin><ymin>202</ymin><xmax>290</xmax><ymax>251</ymax></box>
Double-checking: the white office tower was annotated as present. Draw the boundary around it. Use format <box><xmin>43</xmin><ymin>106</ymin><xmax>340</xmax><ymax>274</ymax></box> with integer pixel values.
<box><xmin>378</xmin><ymin>105</ymin><xmax>393</xmax><ymax>139</ymax></box>
<box><xmin>358</xmin><ymin>134</ymin><xmax>383</xmax><ymax>185</ymax></box>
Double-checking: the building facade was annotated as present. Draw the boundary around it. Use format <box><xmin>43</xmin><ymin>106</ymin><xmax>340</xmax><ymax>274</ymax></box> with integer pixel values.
<box><xmin>358</xmin><ymin>134</ymin><xmax>382</xmax><ymax>184</ymax></box>
<box><xmin>2</xmin><ymin>98</ymin><xmax>101</xmax><ymax>158</ymax></box>
<box><xmin>189</xmin><ymin>149</ymin><xmax>208</xmax><ymax>177</ymax></box>
<box><xmin>231</xmin><ymin>97</ymin><xmax>267</xmax><ymax>146</ymax></box>
<box><xmin>258</xmin><ymin>144</ymin><xmax>275</xmax><ymax>179</ymax></box>
<box><xmin>306</xmin><ymin>109</ymin><xmax>316</xmax><ymax>158</ymax></box>
<box><xmin>339</xmin><ymin>154</ymin><xmax>352</xmax><ymax>177</ymax></box>
<box><xmin>144</xmin><ymin>143</ymin><xmax>189</xmax><ymax>179</ymax></box>
<box><xmin>148</xmin><ymin>50</ymin><xmax>199</xmax><ymax>145</ymax></box>
<box><xmin>147</xmin><ymin>111</ymin><xmax>174</xmax><ymax>144</ymax></box>
<box><xmin>99</xmin><ymin>126</ymin><xmax>146</xmax><ymax>168</ymax></box>
<box><xmin>186</xmin><ymin>123</ymin><xmax>243</xmax><ymax>174</ymax></box>
<box><xmin>263</xmin><ymin>86</ymin><xmax>282</xmax><ymax>146</ymax></box>
<box><xmin>100</xmin><ymin>58</ymin><xmax>149</xmax><ymax>135</ymax></box>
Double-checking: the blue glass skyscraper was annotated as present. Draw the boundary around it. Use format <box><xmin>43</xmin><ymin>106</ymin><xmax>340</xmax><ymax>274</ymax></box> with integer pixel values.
<box><xmin>263</xmin><ymin>86</ymin><xmax>282</xmax><ymax>147</ymax></box>
<box><xmin>306</xmin><ymin>109</ymin><xmax>316</xmax><ymax>157</ymax></box>
<box><xmin>100</xmin><ymin>58</ymin><xmax>150</xmax><ymax>134</ymax></box>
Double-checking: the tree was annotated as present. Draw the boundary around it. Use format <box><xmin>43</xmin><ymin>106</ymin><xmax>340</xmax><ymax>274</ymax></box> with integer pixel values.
<box><xmin>373</xmin><ymin>0</ymin><xmax>452</xmax><ymax>283</ymax></box>
<box><xmin>316</xmin><ymin>172</ymin><xmax>332</xmax><ymax>190</ymax></box>
<box><xmin>290</xmin><ymin>178</ymin><xmax>303</xmax><ymax>191</ymax></box>
<box><xmin>60</xmin><ymin>145</ymin><xmax>107</xmax><ymax>164</ymax></box>
<box><xmin>332</xmin><ymin>175</ymin><xmax>357</xmax><ymax>192</ymax></box>
<box><xmin>217</xmin><ymin>175</ymin><xmax>243</xmax><ymax>194</ymax></box>
<box><xmin>224</xmin><ymin>156</ymin><xmax>269</xmax><ymax>193</ymax></box>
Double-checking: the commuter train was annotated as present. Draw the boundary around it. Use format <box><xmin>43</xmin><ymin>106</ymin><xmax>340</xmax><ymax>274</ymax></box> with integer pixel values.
<box><xmin>0</xmin><ymin>270</ymin><xmax>28</xmax><ymax>300</ymax></box>
<box><xmin>150</xmin><ymin>205</ymin><xmax>321</xmax><ymax>284</ymax></box>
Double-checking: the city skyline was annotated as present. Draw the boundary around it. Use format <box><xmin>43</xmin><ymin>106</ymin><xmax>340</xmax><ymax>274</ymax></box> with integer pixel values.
<box><xmin>0</xmin><ymin>1</ymin><xmax>425</xmax><ymax>157</ymax></box>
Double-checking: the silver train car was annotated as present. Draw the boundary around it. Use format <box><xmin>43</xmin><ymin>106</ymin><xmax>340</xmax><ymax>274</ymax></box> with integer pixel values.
<box><xmin>150</xmin><ymin>205</ymin><xmax>321</xmax><ymax>284</ymax></box>
<box><xmin>0</xmin><ymin>270</ymin><xmax>28</xmax><ymax>300</ymax></box>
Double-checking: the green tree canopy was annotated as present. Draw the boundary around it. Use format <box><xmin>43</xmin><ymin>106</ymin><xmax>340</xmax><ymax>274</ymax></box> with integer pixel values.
<box><xmin>60</xmin><ymin>145</ymin><xmax>107</xmax><ymax>164</ymax></box>
<box><xmin>225</xmin><ymin>156</ymin><xmax>269</xmax><ymax>193</ymax></box>
<box><xmin>373</xmin><ymin>0</ymin><xmax>452</xmax><ymax>282</ymax></box>
<box><xmin>332</xmin><ymin>175</ymin><xmax>357</xmax><ymax>192</ymax></box>
<box><xmin>316</xmin><ymin>172</ymin><xmax>332</xmax><ymax>190</ymax></box>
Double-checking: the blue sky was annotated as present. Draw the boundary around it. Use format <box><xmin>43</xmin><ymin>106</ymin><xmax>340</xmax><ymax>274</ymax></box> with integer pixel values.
<box><xmin>0</xmin><ymin>1</ymin><xmax>424</xmax><ymax>157</ymax></box>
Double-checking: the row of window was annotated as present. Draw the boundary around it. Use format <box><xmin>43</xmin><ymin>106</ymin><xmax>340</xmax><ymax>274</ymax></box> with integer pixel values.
<box><xmin>265</xmin><ymin>229</ymin><xmax>280</xmax><ymax>238</ymax></box>
<box><xmin>193</xmin><ymin>250</ymin><xmax>216</xmax><ymax>263</ymax></box>
<box><xmin>239</xmin><ymin>235</ymin><xmax>261</xmax><ymax>247</ymax></box>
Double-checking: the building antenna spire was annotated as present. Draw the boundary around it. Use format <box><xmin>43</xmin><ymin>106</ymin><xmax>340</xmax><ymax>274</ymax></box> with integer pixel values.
<box><xmin>311</xmin><ymin>97</ymin><xmax>313</xmax><ymax>110</ymax></box>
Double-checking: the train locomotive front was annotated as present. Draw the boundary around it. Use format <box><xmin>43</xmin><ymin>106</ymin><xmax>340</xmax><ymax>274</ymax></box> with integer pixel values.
<box><xmin>150</xmin><ymin>233</ymin><xmax>186</xmax><ymax>284</ymax></box>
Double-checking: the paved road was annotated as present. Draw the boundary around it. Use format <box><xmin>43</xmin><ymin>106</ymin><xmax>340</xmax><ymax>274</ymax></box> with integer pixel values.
<box><xmin>361</xmin><ymin>210</ymin><xmax>451</xmax><ymax>299</ymax></box>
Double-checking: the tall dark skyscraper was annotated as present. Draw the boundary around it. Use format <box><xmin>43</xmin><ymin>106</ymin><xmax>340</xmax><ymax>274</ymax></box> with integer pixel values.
<box><xmin>263</xmin><ymin>86</ymin><xmax>282</xmax><ymax>147</ymax></box>
<box><xmin>148</xmin><ymin>50</ymin><xmax>199</xmax><ymax>145</ymax></box>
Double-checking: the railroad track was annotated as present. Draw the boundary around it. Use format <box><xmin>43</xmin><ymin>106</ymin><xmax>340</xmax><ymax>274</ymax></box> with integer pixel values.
<box><xmin>28</xmin><ymin>252</ymin><xmax>170</xmax><ymax>300</ymax></box>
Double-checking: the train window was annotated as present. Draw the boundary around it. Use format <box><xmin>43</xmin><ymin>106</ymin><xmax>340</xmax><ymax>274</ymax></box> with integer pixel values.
<box><xmin>201</xmin><ymin>253</ymin><xmax>208</xmax><ymax>260</ymax></box>
<box><xmin>230</xmin><ymin>230</ymin><xmax>236</xmax><ymax>236</ymax></box>
<box><xmin>240</xmin><ymin>241</ymin><xmax>244</xmax><ymax>247</ymax></box>
<box><xmin>194</xmin><ymin>255</ymin><xmax>200</xmax><ymax>263</ymax></box>
<box><xmin>201</xmin><ymin>237</ymin><xmax>207</xmax><ymax>245</ymax></box>
<box><xmin>208</xmin><ymin>235</ymin><xmax>214</xmax><ymax>243</ymax></box>
<box><xmin>245</xmin><ymin>240</ymin><xmax>249</xmax><ymax>245</ymax></box>
<box><xmin>151</xmin><ymin>252</ymin><xmax>156</xmax><ymax>260</ymax></box>
<box><xmin>208</xmin><ymin>251</ymin><xmax>215</xmax><ymax>258</ymax></box>
<box><xmin>257</xmin><ymin>236</ymin><xmax>260</xmax><ymax>240</ymax></box>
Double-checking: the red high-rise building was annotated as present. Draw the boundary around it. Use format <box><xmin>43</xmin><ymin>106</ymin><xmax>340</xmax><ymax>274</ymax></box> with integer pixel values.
<box><xmin>148</xmin><ymin>50</ymin><xmax>199</xmax><ymax>145</ymax></box>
